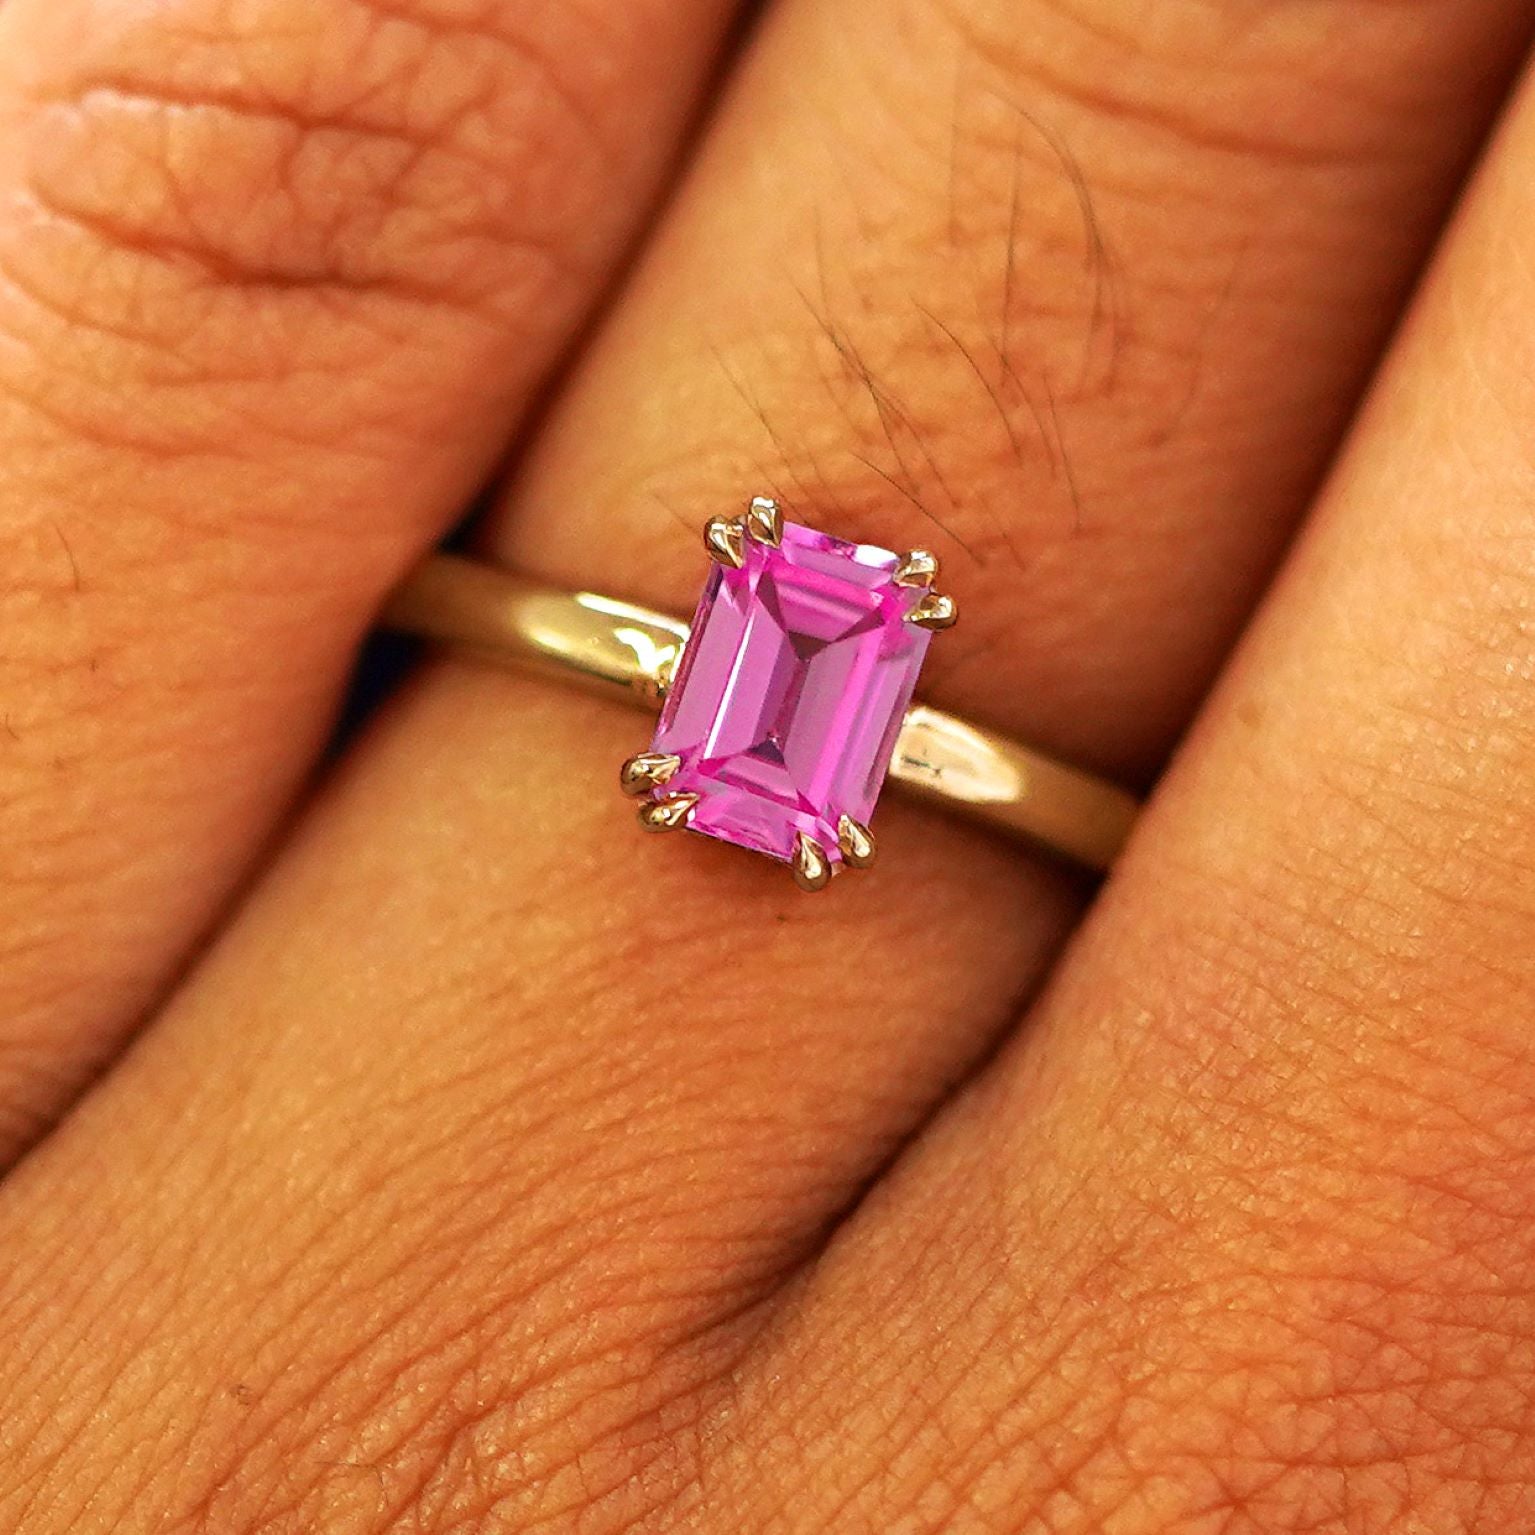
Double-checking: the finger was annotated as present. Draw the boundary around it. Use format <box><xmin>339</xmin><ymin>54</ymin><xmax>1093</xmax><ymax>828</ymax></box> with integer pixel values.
<box><xmin>501</xmin><ymin>0</ymin><xmax>1534</xmax><ymax>775</ymax></box>
<box><xmin>0</xmin><ymin>0</ymin><xmax>737</xmax><ymax>1157</ymax></box>
<box><xmin>1</xmin><ymin>2</ymin><xmax>1532</xmax><ymax>1529</ymax></box>
<box><xmin>639</xmin><ymin>66</ymin><xmax>1535</xmax><ymax>1531</ymax></box>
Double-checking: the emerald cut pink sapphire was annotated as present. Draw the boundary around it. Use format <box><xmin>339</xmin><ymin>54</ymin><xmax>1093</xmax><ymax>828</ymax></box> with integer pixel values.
<box><xmin>646</xmin><ymin>518</ymin><xmax>935</xmax><ymax>867</ymax></box>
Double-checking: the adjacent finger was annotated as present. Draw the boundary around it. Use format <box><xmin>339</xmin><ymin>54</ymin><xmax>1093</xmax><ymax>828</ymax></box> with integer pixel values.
<box><xmin>658</xmin><ymin>65</ymin><xmax>1535</xmax><ymax>1532</ymax></box>
<box><xmin>0</xmin><ymin>0</ymin><xmax>737</xmax><ymax>1158</ymax></box>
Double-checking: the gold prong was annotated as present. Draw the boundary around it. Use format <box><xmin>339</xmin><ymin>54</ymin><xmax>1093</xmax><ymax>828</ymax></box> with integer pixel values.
<box><xmin>837</xmin><ymin>815</ymin><xmax>876</xmax><ymax>870</ymax></box>
<box><xmin>791</xmin><ymin>832</ymin><xmax>834</xmax><ymax>893</ymax></box>
<box><xmin>654</xmin><ymin>647</ymin><xmax>682</xmax><ymax>703</ymax></box>
<box><xmin>639</xmin><ymin>792</ymin><xmax>699</xmax><ymax>833</ymax></box>
<box><xmin>745</xmin><ymin>496</ymin><xmax>784</xmax><ymax>546</ymax></box>
<box><xmin>909</xmin><ymin>592</ymin><xmax>958</xmax><ymax>631</ymax></box>
<box><xmin>620</xmin><ymin>752</ymin><xmax>682</xmax><ymax>797</ymax></box>
<box><xmin>893</xmin><ymin>550</ymin><xmax>939</xmax><ymax>588</ymax></box>
<box><xmin>704</xmin><ymin>516</ymin><xmax>746</xmax><ymax>569</ymax></box>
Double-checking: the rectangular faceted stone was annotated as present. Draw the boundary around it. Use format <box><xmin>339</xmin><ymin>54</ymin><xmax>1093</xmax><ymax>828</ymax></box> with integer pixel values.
<box><xmin>649</xmin><ymin>520</ymin><xmax>933</xmax><ymax>863</ymax></box>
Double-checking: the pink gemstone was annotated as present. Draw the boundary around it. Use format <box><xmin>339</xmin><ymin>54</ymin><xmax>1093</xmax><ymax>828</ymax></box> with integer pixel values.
<box><xmin>650</xmin><ymin>520</ymin><xmax>933</xmax><ymax>864</ymax></box>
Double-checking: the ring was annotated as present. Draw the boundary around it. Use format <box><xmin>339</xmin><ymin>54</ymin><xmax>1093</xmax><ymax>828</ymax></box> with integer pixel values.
<box><xmin>382</xmin><ymin>498</ymin><xmax>1139</xmax><ymax>892</ymax></box>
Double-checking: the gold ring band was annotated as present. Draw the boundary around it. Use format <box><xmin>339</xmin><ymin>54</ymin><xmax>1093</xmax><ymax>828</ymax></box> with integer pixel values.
<box><xmin>382</xmin><ymin>553</ymin><xmax>1139</xmax><ymax>873</ymax></box>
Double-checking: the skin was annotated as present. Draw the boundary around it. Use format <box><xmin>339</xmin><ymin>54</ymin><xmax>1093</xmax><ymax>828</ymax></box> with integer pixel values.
<box><xmin>1</xmin><ymin>0</ymin><xmax>1535</xmax><ymax>1529</ymax></box>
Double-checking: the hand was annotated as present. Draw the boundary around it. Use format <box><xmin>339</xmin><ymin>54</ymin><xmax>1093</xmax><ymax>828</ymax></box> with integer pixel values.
<box><xmin>3</xmin><ymin>0</ymin><xmax>1535</xmax><ymax>1529</ymax></box>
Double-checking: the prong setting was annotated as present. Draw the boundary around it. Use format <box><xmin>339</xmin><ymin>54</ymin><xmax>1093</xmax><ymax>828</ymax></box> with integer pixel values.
<box><xmin>909</xmin><ymin>592</ymin><xmax>958</xmax><ymax>631</ymax></box>
<box><xmin>704</xmin><ymin>516</ymin><xmax>746</xmax><ymax>569</ymax></box>
<box><xmin>633</xmin><ymin>506</ymin><xmax>954</xmax><ymax>884</ymax></box>
<box><xmin>654</xmin><ymin>649</ymin><xmax>680</xmax><ymax>702</ymax></box>
<box><xmin>893</xmin><ymin>550</ymin><xmax>939</xmax><ymax>588</ymax></box>
<box><xmin>620</xmin><ymin>752</ymin><xmax>682</xmax><ymax>797</ymax></box>
<box><xmin>745</xmin><ymin>496</ymin><xmax>784</xmax><ymax>547</ymax></box>
<box><xmin>791</xmin><ymin>832</ymin><xmax>834</xmax><ymax>893</ymax></box>
<box><xmin>639</xmin><ymin>792</ymin><xmax>699</xmax><ymax>833</ymax></box>
<box><xmin>837</xmin><ymin>815</ymin><xmax>876</xmax><ymax>870</ymax></box>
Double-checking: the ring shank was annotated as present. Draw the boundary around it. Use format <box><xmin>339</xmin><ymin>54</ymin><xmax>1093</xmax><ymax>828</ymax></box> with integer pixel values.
<box><xmin>382</xmin><ymin>554</ymin><xmax>1138</xmax><ymax>872</ymax></box>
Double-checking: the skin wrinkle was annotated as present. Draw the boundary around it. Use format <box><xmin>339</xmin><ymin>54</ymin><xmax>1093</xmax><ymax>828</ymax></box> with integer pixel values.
<box><xmin>661</xmin><ymin>886</ymin><xmax>1535</xmax><ymax>1528</ymax></box>
<box><xmin>0</xmin><ymin>0</ymin><xmax>653</xmax><ymax>463</ymax></box>
<box><xmin>339</xmin><ymin>0</ymin><xmax>627</xmax><ymax>170</ymax></box>
<box><xmin>19</xmin><ymin>90</ymin><xmax>579</xmax><ymax>319</ymax></box>
<box><xmin>0</xmin><ymin>266</ymin><xmax>391</xmax><ymax>453</ymax></box>
<box><xmin>176</xmin><ymin>1147</ymin><xmax>706</xmax><ymax>1532</ymax></box>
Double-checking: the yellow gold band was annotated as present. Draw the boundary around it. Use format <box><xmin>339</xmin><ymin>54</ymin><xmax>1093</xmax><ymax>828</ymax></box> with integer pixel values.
<box><xmin>382</xmin><ymin>553</ymin><xmax>1139</xmax><ymax>872</ymax></box>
